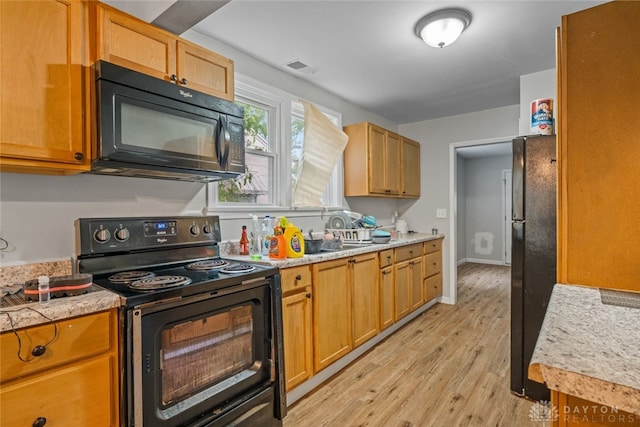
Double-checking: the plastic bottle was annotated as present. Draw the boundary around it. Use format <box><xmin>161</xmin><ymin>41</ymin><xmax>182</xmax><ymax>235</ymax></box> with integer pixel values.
<box><xmin>284</xmin><ymin>223</ymin><xmax>305</xmax><ymax>258</ymax></box>
<box><xmin>239</xmin><ymin>225</ymin><xmax>249</xmax><ymax>255</ymax></box>
<box><xmin>268</xmin><ymin>226</ymin><xmax>287</xmax><ymax>259</ymax></box>
<box><xmin>261</xmin><ymin>216</ymin><xmax>272</xmax><ymax>256</ymax></box>
<box><xmin>38</xmin><ymin>275</ymin><xmax>50</xmax><ymax>304</ymax></box>
<box><xmin>249</xmin><ymin>215</ymin><xmax>262</xmax><ymax>260</ymax></box>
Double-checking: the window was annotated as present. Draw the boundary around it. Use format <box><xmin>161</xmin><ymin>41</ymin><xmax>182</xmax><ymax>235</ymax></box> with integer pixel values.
<box><xmin>210</xmin><ymin>75</ymin><xmax>343</xmax><ymax>211</ymax></box>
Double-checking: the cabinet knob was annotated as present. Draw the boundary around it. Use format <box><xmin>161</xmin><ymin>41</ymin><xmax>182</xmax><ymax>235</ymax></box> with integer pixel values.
<box><xmin>295</xmin><ymin>274</ymin><xmax>302</xmax><ymax>281</ymax></box>
<box><xmin>31</xmin><ymin>345</ymin><xmax>46</xmax><ymax>357</ymax></box>
<box><xmin>180</xmin><ymin>77</ymin><xmax>188</xmax><ymax>85</ymax></box>
<box><xmin>387</xmin><ymin>255</ymin><xmax>391</xmax><ymax>261</ymax></box>
<box><xmin>170</xmin><ymin>74</ymin><xmax>178</xmax><ymax>82</ymax></box>
<box><xmin>74</xmin><ymin>152</ymin><xmax>84</xmax><ymax>161</ymax></box>
<box><xmin>306</xmin><ymin>292</ymin><xmax>311</xmax><ymax>299</ymax></box>
<box><xmin>33</xmin><ymin>417</ymin><xmax>47</xmax><ymax>427</ymax></box>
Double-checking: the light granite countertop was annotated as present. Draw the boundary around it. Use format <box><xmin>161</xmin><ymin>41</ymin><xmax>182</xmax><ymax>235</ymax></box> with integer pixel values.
<box><xmin>529</xmin><ymin>283</ymin><xmax>640</xmax><ymax>415</ymax></box>
<box><xmin>0</xmin><ymin>288</ymin><xmax>122</xmax><ymax>332</ymax></box>
<box><xmin>223</xmin><ymin>233</ymin><xmax>444</xmax><ymax>267</ymax></box>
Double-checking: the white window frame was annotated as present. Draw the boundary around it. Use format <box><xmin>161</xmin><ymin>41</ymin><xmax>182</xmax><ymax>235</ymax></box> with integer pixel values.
<box><xmin>206</xmin><ymin>74</ymin><xmax>345</xmax><ymax>217</ymax></box>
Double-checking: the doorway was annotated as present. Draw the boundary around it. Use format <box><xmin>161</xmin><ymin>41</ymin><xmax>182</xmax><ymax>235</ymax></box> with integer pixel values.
<box><xmin>448</xmin><ymin>136</ymin><xmax>515</xmax><ymax>304</ymax></box>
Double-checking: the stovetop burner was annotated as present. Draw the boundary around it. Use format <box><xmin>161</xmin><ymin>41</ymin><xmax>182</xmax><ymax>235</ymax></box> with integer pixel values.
<box><xmin>109</xmin><ymin>271</ymin><xmax>156</xmax><ymax>284</ymax></box>
<box><xmin>219</xmin><ymin>263</ymin><xmax>256</xmax><ymax>274</ymax></box>
<box><xmin>185</xmin><ymin>259</ymin><xmax>230</xmax><ymax>271</ymax></box>
<box><xmin>128</xmin><ymin>275</ymin><xmax>192</xmax><ymax>292</ymax></box>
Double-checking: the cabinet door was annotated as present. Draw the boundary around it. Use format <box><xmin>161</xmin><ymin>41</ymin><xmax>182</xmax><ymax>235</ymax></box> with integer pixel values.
<box><xmin>385</xmin><ymin>131</ymin><xmax>401</xmax><ymax>195</ymax></box>
<box><xmin>282</xmin><ymin>289</ymin><xmax>313</xmax><ymax>391</ymax></box>
<box><xmin>0</xmin><ymin>0</ymin><xmax>90</xmax><ymax>172</ymax></box>
<box><xmin>0</xmin><ymin>356</ymin><xmax>117</xmax><ymax>426</ymax></box>
<box><xmin>177</xmin><ymin>41</ymin><xmax>234</xmax><ymax>101</ymax></box>
<box><xmin>367</xmin><ymin>124</ymin><xmax>388</xmax><ymax>194</ymax></box>
<box><xmin>351</xmin><ymin>253</ymin><xmax>379</xmax><ymax>348</ymax></box>
<box><xmin>401</xmin><ymin>137</ymin><xmax>421</xmax><ymax>198</ymax></box>
<box><xmin>558</xmin><ymin>2</ymin><xmax>640</xmax><ymax>291</ymax></box>
<box><xmin>394</xmin><ymin>260</ymin><xmax>411</xmax><ymax>320</ymax></box>
<box><xmin>379</xmin><ymin>265</ymin><xmax>395</xmax><ymax>330</ymax></box>
<box><xmin>409</xmin><ymin>257</ymin><xmax>423</xmax><ymax>311</ymax></box>
<box><xmin>96</xmin><ymin>3</ymin><xmax>177</xmax><ymax>81</ymax></box>
<box><xmin>312</xmin><ymin>259</ymin><xmax>352</xmax><ymax>372</ymax></box>
<box><xmin>424</xmin><ymin>273</ymin><xmax>442</xmax><ymax>301</ymax></box>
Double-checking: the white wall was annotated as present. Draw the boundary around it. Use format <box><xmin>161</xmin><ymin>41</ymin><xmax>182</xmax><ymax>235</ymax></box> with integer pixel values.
<box><xmin>519</xmin><ymin>69</ymin><xmax>557</xmax><ymax>135</ymax></box>
<box><xmin>398</xmin><ymin>105</ymin><xmax>520</xmax><ymax>302</ymax></box>
<box><xmin>462</xmin><ymin>155</ymin><xmax>512</xmax><ymax>263</ymax></box>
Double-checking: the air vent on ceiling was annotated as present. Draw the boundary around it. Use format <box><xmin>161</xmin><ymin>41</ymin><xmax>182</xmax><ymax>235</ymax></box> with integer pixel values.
<box><xmin>285</xmin><ymin>59</ymin><xmax>318</xmax><ymax>75</ymax></box>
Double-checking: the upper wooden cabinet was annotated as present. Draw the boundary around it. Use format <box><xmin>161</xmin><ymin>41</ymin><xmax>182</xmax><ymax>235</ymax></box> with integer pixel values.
<box><xmin>401</xmin><ymin>137</ymin><xmax>421</xmax><ymax>198</ymax></box>
<box><xmin>343</xmin><ymin>122</ymin><xmax>420</xmax><ymax>198</ymax></box>
<box><xmin>93</xmin><ymin>2</ymin><xmax>234</xmax><ymax>101</ymax></box>
<box><xmin>557</xmin><ymin>1</ymin><xmax>640</xmax><ymax>291</ymax></box>
<box><xmin>0</xmin><ymin>0</ymin><xmax>91</xmax><ymax>175</ymax></box>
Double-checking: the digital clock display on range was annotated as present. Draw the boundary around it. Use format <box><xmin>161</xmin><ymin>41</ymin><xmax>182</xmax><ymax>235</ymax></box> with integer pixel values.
<box><xmin>144</xmin><ymin>221</ymin><xmax>177</xmax><ymax>237</ymax></box>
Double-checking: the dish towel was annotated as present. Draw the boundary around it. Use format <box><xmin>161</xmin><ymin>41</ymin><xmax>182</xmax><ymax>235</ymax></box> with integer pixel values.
<box><xmin>293</xmin><ymin>101</ymin><xmax>348</xmax><ymax>207</ymax></box>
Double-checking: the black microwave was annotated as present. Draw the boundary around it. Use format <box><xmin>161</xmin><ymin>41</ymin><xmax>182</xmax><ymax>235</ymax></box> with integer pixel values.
<box><xmin>92</xmin><ymin>60</ymin><xmax>245</xmax><ymax>182</ymax></box>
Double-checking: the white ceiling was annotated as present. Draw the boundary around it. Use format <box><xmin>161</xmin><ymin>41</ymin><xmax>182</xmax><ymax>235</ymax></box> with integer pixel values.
<box><xmin>104</xmin><ymin>0</ymin><xmax>607</xmax><ymax>124</ymax></box>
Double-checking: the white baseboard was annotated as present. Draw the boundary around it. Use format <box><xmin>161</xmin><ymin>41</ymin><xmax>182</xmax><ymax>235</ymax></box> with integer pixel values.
<box><xmin>463</xmin><ymin>257</ymin><xmax>507</xmax><ymax>266</ymax></box>
<box><xmin>457</xmin><ymin>258</ymin><xmax>467</xmax><ymax>266</ymax></box>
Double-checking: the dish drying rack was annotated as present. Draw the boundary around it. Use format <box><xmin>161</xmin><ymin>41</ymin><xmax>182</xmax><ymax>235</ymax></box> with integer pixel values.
<box><xmin>327</xmin><ymin>226</ymin><xmax>394</xmax><ymax>244</ymax></box>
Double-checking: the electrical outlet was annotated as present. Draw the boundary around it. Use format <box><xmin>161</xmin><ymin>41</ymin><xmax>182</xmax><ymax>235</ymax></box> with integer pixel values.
<box><xmin>436</xmin><ymin>208</ymin><xmax>447</xmax><ymax>219</ymax></box>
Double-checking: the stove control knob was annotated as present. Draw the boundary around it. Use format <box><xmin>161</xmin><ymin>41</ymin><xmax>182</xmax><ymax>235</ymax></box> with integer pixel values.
<box><xmin>190</xmin><ymin>224</ymin><xmax>200</xmax><ymax>236</ymax></box>
<box><xmin>94</xmin><ymin>228</ymin><xmax>111</xmax><ymax>243</ymax></box>
<box><xmin>115</xmin><ymin>228</ymin><xmax>130</xmax><ymax>242</ymax></box>
<box><xmin>203</xmin><ymin>224</ymin><xmax>212</xmax><ymax>235</ymax></box>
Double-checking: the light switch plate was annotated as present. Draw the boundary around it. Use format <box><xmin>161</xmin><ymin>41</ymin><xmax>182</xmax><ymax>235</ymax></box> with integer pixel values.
<box><xmin>436</xmin><ymin>208</ymin><xmax>447</xmax><ymax>219</ymax></box>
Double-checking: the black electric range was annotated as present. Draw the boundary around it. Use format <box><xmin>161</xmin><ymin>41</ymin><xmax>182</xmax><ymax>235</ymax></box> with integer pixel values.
<box><xmin>75</xmin><ymin>215</ymin><xmax>279</xmax><ymax>308</ymax></box>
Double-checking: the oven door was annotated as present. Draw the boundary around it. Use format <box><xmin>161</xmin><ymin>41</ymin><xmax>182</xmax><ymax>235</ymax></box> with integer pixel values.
<box><xmin>131</xmin><ymin>281</ymin><xmax>276</xmax><ymax>427</ymax></box>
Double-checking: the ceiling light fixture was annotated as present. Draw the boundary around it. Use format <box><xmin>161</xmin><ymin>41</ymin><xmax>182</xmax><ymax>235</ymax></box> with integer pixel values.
<box><xmin>415</xmin><ymin>8</ymin><xmax>472</xmax><ymax>49</ymax></box>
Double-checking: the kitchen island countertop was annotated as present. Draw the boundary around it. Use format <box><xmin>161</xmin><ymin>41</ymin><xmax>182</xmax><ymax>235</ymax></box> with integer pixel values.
<box><xmin>529</xmin><ymin>283</ymin><xmax>640</xmax><ymax>415</ymax></box>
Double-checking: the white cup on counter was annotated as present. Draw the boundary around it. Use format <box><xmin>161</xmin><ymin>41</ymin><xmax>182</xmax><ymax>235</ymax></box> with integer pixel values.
<box><xmin>396</xmin><ymin>220</ymin><xmax>408</xmax><ymax>237</ymax></box>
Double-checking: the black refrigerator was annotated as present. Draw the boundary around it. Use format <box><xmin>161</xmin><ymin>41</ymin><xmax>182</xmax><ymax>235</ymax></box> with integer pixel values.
<box><xmin>510</xmin><ymin>134</ymin><xmax>557</xmax><ymax>401</ymax></box>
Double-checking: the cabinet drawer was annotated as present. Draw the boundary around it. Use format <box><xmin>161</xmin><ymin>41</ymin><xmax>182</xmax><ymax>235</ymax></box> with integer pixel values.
<box><xmin>0</xmin><ymin>310</ymin><xmax>114</xmax><ymax>382</ymax></box>
<box><xmin>424</xmin><ymin>273</ymin><xmax>442</xmax><ymax>301</ymax></box>
<box><xmin>281</xmin><ymin>265</ymin><xmax>312</xmax><ymax>294</ymax></box>
<box><xmin>379</xmin><ymin>249</ymin><xmax>394</xmax><ymax>268</ymax></box>
<box><xmin>424</xmin><ymin>238</ymin><xmax>442</xmax><ymax>254</ymax></box>
<box><xmin>0</xmin><ymin>355</ymin><xmax>116</xmax><ymax>426</ymax></box>
<box><xmin>424</xmin><ymin>252</ymin><xmax>442</xmax><ymax>277</ymax></box>
<box><xmin>395</xmin><ymin>243</ymin><xmax>422</xmax><ymax>263</ymax></box>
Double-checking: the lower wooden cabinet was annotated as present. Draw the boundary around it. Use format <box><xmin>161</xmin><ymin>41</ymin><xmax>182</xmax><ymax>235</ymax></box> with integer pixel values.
<box><xmin>280</xmin><ymin>239</ymin><xmax>443</xmax><ymax>389</ymax></box>
<box><xmin>0</xmin><ymin>309</ymin><xmax>119</xmax><ymax>426</ymax></box>
<box><xmin>424</xmin><ymin>238</ymin><xmax>444</xmax><ymax>301</ymax></box>
<box><xmin>312</xmin><ymin>259</ymin><xmax>352</xmax><ymax>372</ymax></box>
<box><xmin>551</xmin><ymin>390</ymin><xmax>640</xmax><ymax>426</ymax></box>
<box><xmin>379</xmin><ymin>249</ymin><xmax>395</xmax><ymax>331</ymax></box>
<box><xmin>351</xmin><ymin>252</ymin><xmax>380</xmax><ymax>348</ymax></box>
<box><xmin>281</xmin><ymin>265</ymin><xmax>313</xmax><ymax>391</ymax></box>
<box><xmin>394</xmin><ymin>243</ymin><xmax>424</xmax><ymax>320</ymax></box>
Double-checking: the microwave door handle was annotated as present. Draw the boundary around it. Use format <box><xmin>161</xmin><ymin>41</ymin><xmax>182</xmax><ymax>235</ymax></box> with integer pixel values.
<box><xmin>219</xmin><ymin>116</ymin><xmax>231</xmax><ymax>169</ymax></box>
<box><xmin>215</xmin><ymin>117</ymin><xmax>224</xmax><ymax>167</ymax></box>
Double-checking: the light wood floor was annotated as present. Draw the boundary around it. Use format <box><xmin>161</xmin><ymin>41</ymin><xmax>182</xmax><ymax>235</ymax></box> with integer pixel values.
<box><xmin>284</xmin><ymin>263</ymin><xmax>534</xmax><ymax>427</ymax></box>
